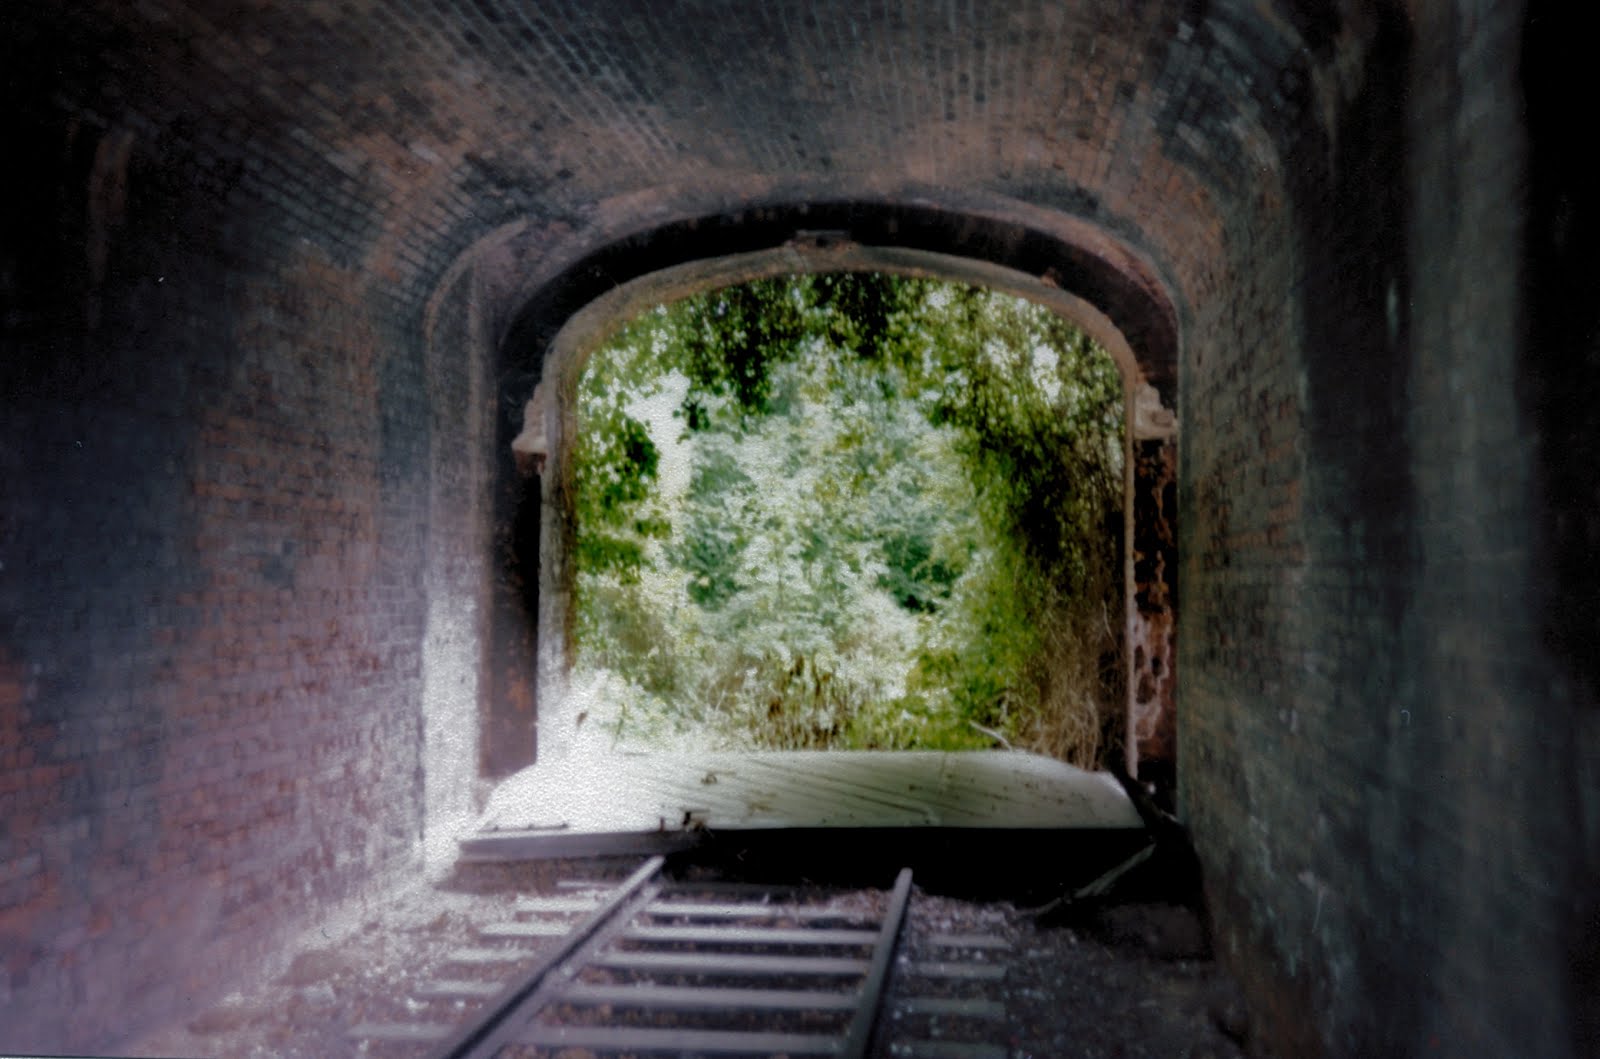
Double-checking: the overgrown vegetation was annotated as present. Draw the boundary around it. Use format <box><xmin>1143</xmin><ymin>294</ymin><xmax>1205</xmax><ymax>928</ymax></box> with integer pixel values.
<box><xmin>571</xmin><ymin>274</ymin><xmax>1124</xmax><ymax>767</ymax></box>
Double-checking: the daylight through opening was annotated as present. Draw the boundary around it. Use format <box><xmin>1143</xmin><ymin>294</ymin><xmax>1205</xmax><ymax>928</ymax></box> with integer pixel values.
<box><xmin>562</xmin><ymin>273</ymin><xmax>1128</xmax><ymax>768</ymax></box>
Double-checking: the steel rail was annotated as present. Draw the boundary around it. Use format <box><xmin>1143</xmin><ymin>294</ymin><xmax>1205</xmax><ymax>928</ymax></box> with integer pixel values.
<box><xmin>840</xmin><ymin>866</ymin><xmax>915</xmax><ymax>1059</ymax></box>
<box><xmin>428</xmin><ymin>859</ymin><xmax>914</xmax><ymax>1059</ymax></box>
<box><xmin>426</xmin><ymin>854</ymin><xmax>665</xmax><ymax>1059</ymax></box>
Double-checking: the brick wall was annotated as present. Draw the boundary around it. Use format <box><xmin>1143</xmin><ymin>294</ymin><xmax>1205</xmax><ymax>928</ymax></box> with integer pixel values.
<box><xmin>1180</xmin><ymin>1</ymin><xmax>1598</xmax><ymax>1054</ymax></box>
<box><xmin>1128</xmin><ymin>436</ymin><xmax>1178</xmax><ymax>774</ymax></box>
<box><xmin>0</xmin><ymin>65</ymin><xmax>441</xmax><ymax>1057</ymax></box>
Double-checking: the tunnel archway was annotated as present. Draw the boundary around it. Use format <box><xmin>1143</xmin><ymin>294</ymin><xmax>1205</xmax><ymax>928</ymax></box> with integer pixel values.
<box><xmin>481</xmin><ymin>202</ymin><xmax>1182</xmax><ymax>789</ymax></box>
<box><xmin>8</xmin><ymin>2</ymin><xmax>1587</xmax><ymax>1052</ymax></box>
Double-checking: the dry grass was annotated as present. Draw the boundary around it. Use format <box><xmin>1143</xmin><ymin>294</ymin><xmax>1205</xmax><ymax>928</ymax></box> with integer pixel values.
<box><xmin>1013</xmin><ymin>592</ymin><xmax>1124</xmax><ymax>770</ymax></box>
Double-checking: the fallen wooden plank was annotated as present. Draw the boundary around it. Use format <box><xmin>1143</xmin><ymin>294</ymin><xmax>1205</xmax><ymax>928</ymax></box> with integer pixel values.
<box><xmin>473</xmin><ymin>752</ymin><xmax>1144</xmax><ymax>836</ymax></box>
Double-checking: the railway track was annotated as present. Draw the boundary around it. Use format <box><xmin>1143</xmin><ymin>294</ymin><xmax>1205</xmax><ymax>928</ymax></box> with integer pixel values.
<box><xmin>346</xmin><ymin>855</ymin><xmax>1013</xmax><ymax>1058</ymax></box>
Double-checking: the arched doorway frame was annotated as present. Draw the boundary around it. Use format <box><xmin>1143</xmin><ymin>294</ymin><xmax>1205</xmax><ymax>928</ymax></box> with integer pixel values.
<box><xmin>486</xmin><ymin>203</ymin><xmax>1180</xmax><ymax>784</ymax></box>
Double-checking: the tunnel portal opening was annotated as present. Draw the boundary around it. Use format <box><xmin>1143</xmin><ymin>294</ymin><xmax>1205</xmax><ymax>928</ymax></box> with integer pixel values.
<box><xmin>558</xmin><ymin>273</ymin><xmax>1129</xmax><ymax>770</ymax></box>
<box><xmin>479</xmin><ymin>205</ymin><xmax>1181</xmax><ymax>836</ymax></box>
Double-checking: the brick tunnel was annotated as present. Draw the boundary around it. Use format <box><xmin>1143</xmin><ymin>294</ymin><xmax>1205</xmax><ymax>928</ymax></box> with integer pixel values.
<box><xmin>1</xmin><ymin>2</ymin><xmax>1596</xmax><ymax>1055</ymax></box>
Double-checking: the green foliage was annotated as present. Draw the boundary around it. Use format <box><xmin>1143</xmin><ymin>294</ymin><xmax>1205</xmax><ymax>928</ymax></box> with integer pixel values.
<box><xmin>571</xmin><ymin>273</ymin><xmax>1125</xmax><ymax>765</ymax></box>
<box><xmin>677</xmin><ymin>279</ymin><xmax>805</xmax><ymax>421</ymax></box>
<box><xmin>573</xmin><ymin>410</ymin><xmax>665</xmax><ymax>576</ymax></box>
<box><xmin>669</xmin><ymin>442</ymin><xmax>750</xmax><ymax>609</ymax></box>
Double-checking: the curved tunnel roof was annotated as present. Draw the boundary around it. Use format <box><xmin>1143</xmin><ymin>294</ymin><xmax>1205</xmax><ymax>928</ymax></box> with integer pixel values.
<box><xmin>12</xmin><ymin>0</ymin><xmax>1377</xmax><ymax>399</ymax></box>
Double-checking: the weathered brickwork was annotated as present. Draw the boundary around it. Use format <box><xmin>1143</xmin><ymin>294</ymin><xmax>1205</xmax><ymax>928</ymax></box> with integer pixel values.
<box><xmin>1</xmin><ymin>80</ymin><xmax>438</xmax><ymax>1053</ymax></box>
<box><xmin>1128</xmin><ymin>437</ymin><xmax>1178</xmax><ymax>773</ymax></box>
<box><xmin>1178</xmin><ymin>3</ymin><xmax>1597</xmax><ymax>1056</ymax></box>
<box><xmin>1</xmin><ymin>0</ymin><xmax>1592</xmax><ymax>1055</ymax></box>
<box><xmin>421</xmin><ymin>270</ymin><xmax>494</xmax><ymax>860</ymax></box>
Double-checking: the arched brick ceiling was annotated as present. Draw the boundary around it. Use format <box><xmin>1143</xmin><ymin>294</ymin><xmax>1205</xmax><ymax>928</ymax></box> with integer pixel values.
<box><xmin>10</xmin><ymin>0</ymin><xmax>1382</xmax><ymax>387</ymax></box>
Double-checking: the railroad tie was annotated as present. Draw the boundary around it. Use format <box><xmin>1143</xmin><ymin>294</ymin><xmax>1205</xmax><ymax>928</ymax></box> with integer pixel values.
<box><xmin>425</xmin><ymin>862</ymin><xmax>915</xmax><ymax>1059</ymax></box>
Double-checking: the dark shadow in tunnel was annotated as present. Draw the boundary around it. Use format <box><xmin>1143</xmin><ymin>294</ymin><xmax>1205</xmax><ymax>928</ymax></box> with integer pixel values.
<box><xmin>1522</xmin><ymin>5</ymin><xmax>1600</xmax><ymax>1053</ymax></box>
